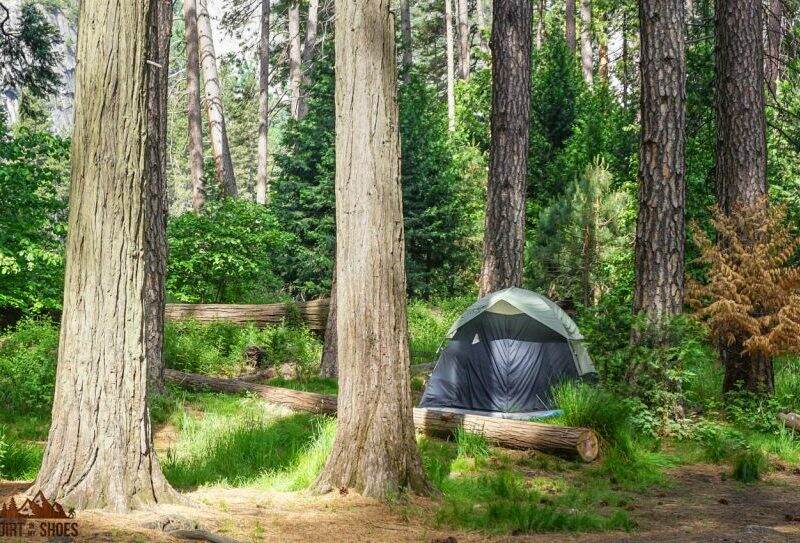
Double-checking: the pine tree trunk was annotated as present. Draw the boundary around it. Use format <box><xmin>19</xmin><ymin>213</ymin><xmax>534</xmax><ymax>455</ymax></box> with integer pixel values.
<box><xmin>598</xmin><ymin>13</ymin><xmax>608</xmax><ymax>81</ymax></box>
<box><xmin>31</xmin><ymin>0</ymin><xmax>178</xmax><ymax>512</ymax></box>
<box><xmin>256</xmin><ymin>0</ymin><xmax>270</xmax><ymax>205</ymax></box>
<box><xmin>288</xmin><ymin>0</ymin><xmax>302</xmax><ymax>120</ymax></box>
<box><xmin>715</xmin><ymin>0</ymin><xmax>770</xmax><ymax>392</ymax></box>
<box><xmin>445</xmin><ymin>0</ymin><xmax>456</xmax><ymax>130</ymax></box>
<box><xmin>579</xmin><ymin>0</ymin><xmax>593</xmax><ymax>85</ymax></box>
<box><xmin>566</xmin><ymin>0</ymin><xmax>576</xmax><ymax>52</ymax></box>
<box><xmin>319</xmin><ymin>267</ymin><xmax>337</xmax><ymax>378</ymax></box>
<box><xmin>714</xmin><ymin>0</ymin><xmax>767</xmax><ymax>213</ymax></box>
<box><xmin>457</xmin><ymin>0</ymin><xmax>471</xmax><ymax>79</ymax></box>
<box><xmin>765</xmin><ymin>0</ymin><xmax>784</xmax><ymax>96</ymax></box>
<box><xmin>312</xmin><ymin>0</ymin><xmax>430</xmax><ymax>499</ymax></box>
<box><xmin>479</xmin><ymin>0</ymin><xmax>532</xmax><ymax>297</ymax></box>
<box><xmin>197</xmin><ymin>0</ymin><xmax>237</xmax><ymax>197</ymax></box>
<box><xmin>184</xmin><ymin>0</ymin><xmax>205</xmax><ymax>212</ymax></box>
<box><xmin>401</xmin><ymin>0</ymin><xmax>413</xmax><ymax>79</ymax></box>
<box><xmin>476</xmin><ymin>0</ymin><xmax>489</xmax><ymax>53</ymax></box>
<box><xmin>535</xmin><ymin>0</ymin><xmax>545</xmax><ymax>49</ymax></box>
<box><xmin>632</xmin><ymin>0</ymin><xmax>686</xmax><ymax>341</ymax></box>
<box><xmin>621</xmin><ymin>10</ymin><xmax>629</xmax><ymax>105</ymax></box>
<box><xmin>146</xmin><ymin>0</ymin><xmax>174</xmax><ymax>394</ymax></box>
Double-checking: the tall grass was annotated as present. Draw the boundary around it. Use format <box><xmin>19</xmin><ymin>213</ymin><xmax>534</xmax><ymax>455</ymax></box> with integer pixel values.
<box><xmin>407</xmin><ymin>298</ymin><xmax>472</xmax><ymax>364</ymax></box>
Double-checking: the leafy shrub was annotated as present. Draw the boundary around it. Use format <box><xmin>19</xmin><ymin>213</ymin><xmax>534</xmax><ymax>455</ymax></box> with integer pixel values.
<box><xmin>164</xmin><ymin>320</ymin><xmax>322</xmax><ymax>377</ymax></box>
<box><xmin>775</xmin><ymin>355</ymin><xmax>800</xmax><ymax>412</ymax></box>
<box><xmin>406</xmin><ymin>297</ymin><xmax>472</xmax><ymax>364</ymax></box>
<box><xmin>0</xmin><ymin>319</ymin><xmax>59</xmax><ymax>412</ymax></box>
<box><xmin>732</xmin><ymin>447</ymin><xmax>768</xmax><ymax>483</ymax></box>
<box><xmin>166</xmin><ymin>199</ymin><xmax>293</xmax><ymax>303</ymax></box>
<box><xmin>690</xmin><ymin>421</ymin><xmax>746</xmax><ymax>463</ymax></box>
<box><xmin>0</xmin><ymin>127</ymin><xmax>69</xmax><ymax>313</ymax></box>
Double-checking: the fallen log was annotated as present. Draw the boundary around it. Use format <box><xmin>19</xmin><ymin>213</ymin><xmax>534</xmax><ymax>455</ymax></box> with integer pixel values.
<box><xmin>164</xmin><ymin>369</ymin><xmax>599</xmax><ymax>462</ymax></box>
<box><xmin>779</xmin><ymin>412</ymin><xmax>800</xmax><ymax>432</ymax></box>
<box><xmin>165</xmin><ymin>299</ymin><xmax>330</xmax><ymax>331</ymax></box>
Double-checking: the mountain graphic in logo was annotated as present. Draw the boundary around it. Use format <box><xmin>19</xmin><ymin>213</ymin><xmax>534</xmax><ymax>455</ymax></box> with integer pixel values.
<box><xmin>0</xmin><ymin>491</ymin><xmax>73</xmax><ymax>519</ymax></box>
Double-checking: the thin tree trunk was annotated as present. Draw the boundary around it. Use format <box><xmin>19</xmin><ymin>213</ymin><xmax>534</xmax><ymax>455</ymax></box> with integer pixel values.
<box><xmin>184</xmin><ymin>0</ymin><xmax>205</xmax><ymax>211</ymax></box>
<box><xmin>256</xmin><ymin>0</ymin><xmax>270</xmax><ymax>205</ymax></box>
<box><xmin>312</xmin><ymin>0</ymin><xmax>430</xmax><ymax>499</ymax></box>
<box><xmin>319</xmin><ymin>267</ymin><xmax>337</xmax><ymax>378</ymax></box>
<box><xmin>401</xmin><ymin>0</ymin><xmax>413</xmax><ymax>79</ymax></box>
<box><xmin>598</xmin><ymin>12</ymin><xmax>608</xmax><ymax>81</ymax></box>
<box><xmin>476</xmin><ymin>0</ymin><xmax>489</xmax><ymax>53</ymax></box>
<box><xmin>445</xmin><ymin>0</ymin><xmax>456</xmax><ymax>130</ymax></box>
<box><xmin>31</xmin><ymin>0</ymin><xmax>178</xmax><ymax>512</ymax></box>
<box><xmin>297</xmin><ymin>0</ymin><xmax>320</xmax><ymax>119</ymax></box>
<box><xmin>457</xmin><ymin>0</ymin><xmax>470</xmax><ymax>79</ymax></box>
<box><xmin>146</xmin><ymin>0</ymin><xmax>174</xmax><ymax>394</ymax></box>
<box><xmin>632</xmin><ymin>0</ymin><xmax>686</xmax><ymax>341</ymax></box>
<box><xmin>288</xmin><ymin>0</ymin><xmax>302</xmax><ymax>120</ymax></box>
<box><xmin>535</xmin><ymin>0</ymin><xmax>545</xmax><ymax>48</ymax></box>
<box><xmin>579</xmin><ymin>0</ymin><xmax>593</xmax><ymax>84</ymax></box>
<box><xmin>566</xmin><ymin>0</ymin><xmax>576</xmax><ymax>52</ymax></box>
<box><xmin>478</xmin><ymin>0</ymin><xmax>532</xmax><ymax>296</ymax></box>
<box><xmin>197</xmin><ymin>0</ymin><xmax>237</xmax><ymax>197</ymax></box>
<box><xmin>621</xmin><ymin>9</ymin><xmax>629</xmax><ymax>104</ymax></box>
<box><xmin>765</xmin><ymin>0</ymin><xmax>784</xmax><ymax>96</ymax></box>
<box><xmin>715</xmin><ymin>0</ymin><xmax>767</xmax><ymax>213</ymax></box>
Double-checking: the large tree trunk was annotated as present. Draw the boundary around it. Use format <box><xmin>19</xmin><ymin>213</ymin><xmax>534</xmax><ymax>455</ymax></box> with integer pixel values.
<box><xmin>256</xmin><ymin>0</ymin><xmax>270</xmax><ymax>205</ymax></box>
<box><xmin>445</xmin><ymin>0</ymin><xmax>456</xmax><ymax>131</ymax></box>
<box><xmin>566</xmin><ymin>0</ymin><xmax>576</xmax><ymax>52</ymax></box>
<box><xmin>401</xmin><ymin>0</ymin><xmax>413</xmax><ymax>79</ymax></box>
<box><xmin>765</xmin><ymin>0</ymin><xmax>784</xmax><ymax>96</ymax></box>
<box><xmin>715</xmin><ymin>0</ymin><xmax>770</xmax><ymax>392</ymax></box>
<box><xmin>457</xmin><ymin>0</ymin><xmax>470</xmax><ymax>79</ymax></box>
<box><xmin>146</xmin><ymin>0</ymin><xmax>174</xmax><ymax>394</ymax></box>
<box><xmin>288</xmin><ymin>0</ymin><xmax>302</xmax><ymax>120</ymax></box>
<box><xmin>319</xmin><ymin>268</ymin><xmax>337</xmax><ymax>378</ymax></box>
<box><xmin>312</xmin><ymin>0</ymin><xmax>430</xmax><ymax>499</ymax></box>
<box><xmin>31</xmin><ymin>0</ymin><xmax>178</xmax><ymax>512</ymax></box>
<box><xmin>632</xmin><ymin>0</ymin><xmax>686</xmax><ymax>341</ymax></box>
<box><xmin>579</xmin><ymin>0</ymin><xmax>593</xmax><ymax>85</ymax></box>
<box><xmin>184</xmin><ymin>0</ymin><xmax>205</xmax><ymax>212</ymax></box>
<box><xmin>197</xmin><ymin>0</ymin><xmax>237</xmax><ymax>197</ymax></box>
<box><xmin>715</xmin><ymin>0</ymin><xmax>767</xmax><ymax>213</ymax></box>
<box><xmin>478</xmin><ymin>0</ymin><xmax>532</xmax><ymax>297</ymax></box>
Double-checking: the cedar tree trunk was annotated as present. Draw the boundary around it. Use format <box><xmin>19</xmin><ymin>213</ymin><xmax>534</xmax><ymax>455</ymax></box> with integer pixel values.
<box><xmin>312</xmin><ymin>0</ymin><xmax>430</xmax><ymax>499</ymax></box>
<box><xmin>184</xmin><ymin>0</ymin><xmax>205</xmax><ymax>211</ymax></box>
<box><xmin>31</xmin><ymin>0</ymin><xmax>178</xmax><ymax>512</ymax></box>
<box><xmin>478</xmin><ymin>0</ymin><xmax>532</xmax><ymax>296</ymax></box>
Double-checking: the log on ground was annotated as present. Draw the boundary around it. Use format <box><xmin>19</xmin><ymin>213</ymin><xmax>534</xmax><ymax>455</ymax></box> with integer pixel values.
<box><xmin>779</xmin><ymin>412</ymin><xmax>800</xmax><ymax>432</ymax></box>
<box><xmin>164</xmin><ymin>299</ymin><xmax>330</xmax><ymax>330</ymax></box>
<box><xmin>164</xmin><ymin>369</ymin><xmax>599</xmax><ymax>462</ymax></box>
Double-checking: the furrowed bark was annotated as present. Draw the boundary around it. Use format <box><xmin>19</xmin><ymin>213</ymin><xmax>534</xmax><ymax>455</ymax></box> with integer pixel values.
<box><xmin>312</xmin><ymin>0</ymin><xmax>430</xmax><ymax>499</ymax></box>
<box><xmin>632</xmin><ymin>0</ymin><xmax>686</xmax><ymax>340</ymax></box>
<box><xmin>32</xmin><ymin>0</ymin><xmax>178</xmax><ymax>511</ymax></box>
<box><xmin>479</xmin><ymin>0</ymin><xmax>532</xmax><ymax>296</ymax></box>
<box><xmin>197</xmin><ymin>0</ymin><xmax>237</xmax><ymax>196</ymax></box>
<box><xmin>184</xmin><ymin>0</ymin><xmax>205</xmax><ymax>211</ymax></box>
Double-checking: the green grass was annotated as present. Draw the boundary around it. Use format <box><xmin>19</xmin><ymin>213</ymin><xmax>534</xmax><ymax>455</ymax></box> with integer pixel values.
<box><xmin>265</xmin><ymin>377</ymin><xmax>338</xmax><ymax>395</ymax></box>
<box><xmin>775</xmin><ymin>356</ymin><xmax>800</xmax><ymax>412</ymax></box>
<box><xmin>407</xmin><ymin>297</ymin><xmax>472</xmax><ymax>364</ymax></box>
<box><xmin>732</xmin><ymin>448</ymin><xmax>768</xmax><ymax>483</ymax></box>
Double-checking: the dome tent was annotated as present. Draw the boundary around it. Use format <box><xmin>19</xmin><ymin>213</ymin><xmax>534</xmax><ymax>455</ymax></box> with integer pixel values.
<box><xmin>419</xmin><ymin>287</ymin><xmax>596</xmax><ymax>419</ymax></box>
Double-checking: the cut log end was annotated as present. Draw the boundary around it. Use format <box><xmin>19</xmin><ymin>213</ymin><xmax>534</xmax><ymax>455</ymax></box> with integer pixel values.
<box><xmin>576</xmin><ymin>429</ymin><xmax>599</xmax><ymax>462</ymax></box>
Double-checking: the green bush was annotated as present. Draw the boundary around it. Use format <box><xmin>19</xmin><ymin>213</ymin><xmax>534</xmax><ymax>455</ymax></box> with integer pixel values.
<box><xmin>166</xmin><ymin>199</ymin><xmax>293</xmax><ymax>303</ymax></box>
<box><xmin>164</xmin><ymin>320</ymin><xmax>322</xmax><ymax>377</ymax></box>
<box><xmin>732</xmin><ymin>447</ymin><xmax>768</xmax><ymax>483</ymax></box>
<box><xmin>407</xmin><ymin>297</ymin><xmax>473</xmax><ymax>364</ymax></box>
<box><xmin>0</xmin><ymin>127</ymin><xmax>69</xmax><ymax>313</ymax></box>
<box><xmin>690</xmin><ymin>421</ymin><xmax>746</xmax><ymax>463</ymax></box>
<box><xmin>0</xmin><ymin>426</ymin><xmax>42</xmax><ymax>481</ymax></box>
<box><xmin>0</xmin><ymin>319</ymin><xmax>59</xmax><ymax>412</ymax></box>
<box><xmin>775</xmin><ymin>356</ymin><xmax>800</xmax><ymax>412</ymax></box>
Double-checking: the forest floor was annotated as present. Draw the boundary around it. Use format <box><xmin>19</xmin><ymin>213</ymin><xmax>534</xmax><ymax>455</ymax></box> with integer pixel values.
<box><xmin>2</xmin><ymin>463</ymin><xmax>800</xmax><ymax>542</ymax></box>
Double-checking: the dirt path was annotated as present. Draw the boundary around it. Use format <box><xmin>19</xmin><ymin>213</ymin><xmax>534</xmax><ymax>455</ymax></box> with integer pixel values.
<box><xmin>2</xmin><ymin>464</ymin><xmax>799</xmax><ymax>542</ymax></box>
